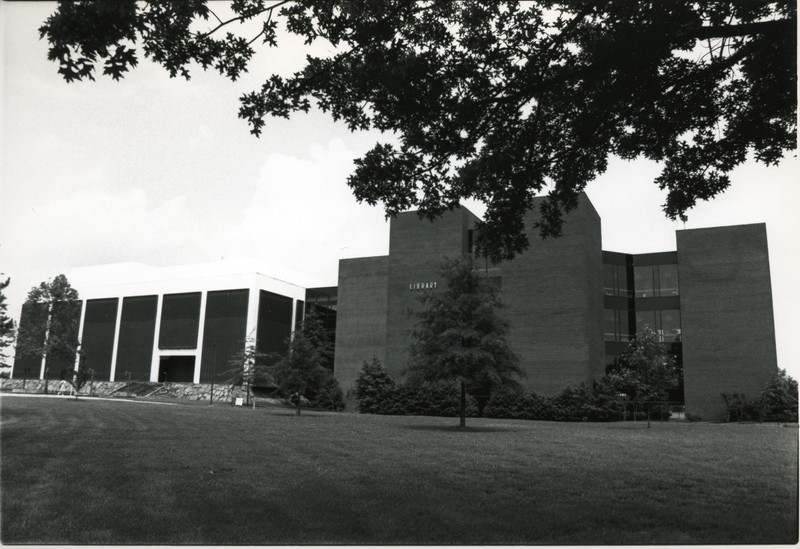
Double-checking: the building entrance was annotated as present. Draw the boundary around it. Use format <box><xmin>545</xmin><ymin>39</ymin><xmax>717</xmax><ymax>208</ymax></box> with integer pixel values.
<box><xmin>158</xmin><ymin>356</ymin><xmax>195</xmax><ymax>383</ymax></box>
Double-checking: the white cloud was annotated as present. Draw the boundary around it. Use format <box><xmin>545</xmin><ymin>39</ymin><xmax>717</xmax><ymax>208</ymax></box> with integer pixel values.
<box><xmin>219</xmin><ymin>138</ymin><xmax>390</xmax><ymax>284</ymax></box>
<box><xmin>2</xmin><ymin>187</ymin><xmax>205</xmax><ymax>271</ymax></box>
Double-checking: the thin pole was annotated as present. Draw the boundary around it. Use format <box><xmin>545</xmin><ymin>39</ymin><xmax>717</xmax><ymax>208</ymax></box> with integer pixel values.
<box><xmin>210</xmin><ymin>344</ymin><xmax>216</xmax><ymax>406</ymax></box>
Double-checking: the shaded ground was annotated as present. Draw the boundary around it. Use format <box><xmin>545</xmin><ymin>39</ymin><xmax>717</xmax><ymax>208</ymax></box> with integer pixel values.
<box><xmin>1</xmin><ymin>394</ymin><xmax>797</xmax><ymax>544</ymax></box>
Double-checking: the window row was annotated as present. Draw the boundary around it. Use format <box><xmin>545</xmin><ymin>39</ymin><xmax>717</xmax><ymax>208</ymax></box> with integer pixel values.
<box><xmin>633</xmin><ymin>264</ymin><xmax>679</xmax><ymax>298</ymax></box>
<box><xmin>636</xmin><ymin>309</ymin><xmax>681</xmax><ymax>342</ymax></box>
<box><xmin>604</xmin><ymin>308</ymin><xmax>682</xmax><ymax>343</ymax></box>
<box><xmin>603</xmin><ymin>263</ymin><xmax>679</xmax><ymax>298</ymax></box>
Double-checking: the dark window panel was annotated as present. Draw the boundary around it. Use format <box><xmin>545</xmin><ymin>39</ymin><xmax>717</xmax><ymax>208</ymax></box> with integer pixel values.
<box><xmin>256</xmin><ymin>290</ymin><xmax>293</xmax><ymax>362</ymax></box>
<box><xmin>661</xmin><ymin>309</ymin><xmax>682</xmax><ymax>343</ymax></box>
<box><xmin>12</xmin><ymin>301</ymin><xmax>49</xmax><ymax>379</ymax></box>
<box><xmin>159</xmin><ymin>292</ymin><xmax>201</xmax><ymax>350</ymax></box>
<box><xmin>635</xmin><ymin>310</ymin><xmax>657</xmax><ymax>335</ymax></box>
<box><xmin>294</xmin><ymin>300</ymin><xmax>304</xmax><ymax>331</ymax></box>
<box><xmin>200</xmin><ymin>289</ymin><xmax>249</xmax><ymax>384</ymax></box>
<box><xmin>659</xmin><ymin>264</ymin><xmax>679</xmax><ymax>296</ymax></box>
<box><xmin>115</xmin><ymin>295</ymin><xmax>158</xmax><ymax>382</ymax></box>
<box><xmin>81</xmin><ymin>298</ymin><xmax>119</xmax><ymax>381</ymax></box>
<box><xmin>634</xmin><ymin>266</ymin><xmax>656</xmax><ymax>298</ymax></box>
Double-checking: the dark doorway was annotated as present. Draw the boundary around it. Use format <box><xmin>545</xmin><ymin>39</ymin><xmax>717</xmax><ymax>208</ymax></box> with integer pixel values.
<box><xmin>158</xmin><ymin>356</ymin><xmax>195</xmax><ymax>383</ymax></box>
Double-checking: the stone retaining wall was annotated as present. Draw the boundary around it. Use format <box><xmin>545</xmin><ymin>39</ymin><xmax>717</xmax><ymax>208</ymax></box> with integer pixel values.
<box><xmin>0</xmin><ymin>378</ymin><xmax>279</xmax><ymax>406</ymax></box>
<box><xmin>1</xmin><ymin>378</ymin><xmax>119</xmax><ymax>397</ymax></box>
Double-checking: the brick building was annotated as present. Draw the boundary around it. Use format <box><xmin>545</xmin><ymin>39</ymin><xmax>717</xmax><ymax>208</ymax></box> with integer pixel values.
<box><xmin>12</xmin><ymin>196</ymin><xmax>778</xmax><ymax>419</ymax></box>
<box><xmin>332</xmin><ymin>194</ymin><xmax>778</xmax><ymax>419</ymax></box>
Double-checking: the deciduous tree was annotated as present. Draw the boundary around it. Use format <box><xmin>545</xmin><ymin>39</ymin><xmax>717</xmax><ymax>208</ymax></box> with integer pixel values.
<box><xmin>407</xmin><ymin>257</ymin><xmax>522</xmax><ymax>427</ymax></box>
<box><xmin>40</xmin><ymin>1</ymin><xmax>796</xmax><ymax>261</ymax></box>
<box><xmin>15</xmin><ymin>275</ymin><xmax>82</xmax><ymax>381</ymax></box>
<box><xmin>221</xmin><ymin>334</ymin><xmax>273</xmax><ymax>406</ymax></box>
<box><xmin>0</xmin><ymin>277</ymin><xmax>15</xmax><ymax>371</ymax></box>
<box><xmin>612</xmin><ymin>325</ymin><xmax>677</xmax><ymax>426</ymax></box>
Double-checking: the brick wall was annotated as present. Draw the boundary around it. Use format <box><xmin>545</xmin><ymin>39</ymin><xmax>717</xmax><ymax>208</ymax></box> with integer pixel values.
<box><xmin>383</xmin><ymin>208</ymin><xmax>479</xmax><ymax>380</ymax></box>
<box><xmin>333</xmin><ymin>256</ymin><xmax>389</xmax><ymax>392</ymax></box>
<box><xmin>500</xmin><ymin>195</ymin><xmax>605</xmax><ymax>395</ymax></box>
<box><xmin>677</xmin><ymin>224</ymin><xmax>778</xmax><ymax>420</ymax></box>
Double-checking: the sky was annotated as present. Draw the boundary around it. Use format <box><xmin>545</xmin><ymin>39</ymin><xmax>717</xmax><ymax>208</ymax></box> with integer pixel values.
<box><xmin>1</xmin><ymin>3</ymin><xmax>798</xmax><ymax>376</ymax></box>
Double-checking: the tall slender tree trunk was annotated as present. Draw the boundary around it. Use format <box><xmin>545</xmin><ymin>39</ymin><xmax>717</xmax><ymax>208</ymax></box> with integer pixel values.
<box><xmin>460</xmin><ymin>380</ymin><xmax>466</xmax><ymax>428</ymax></box>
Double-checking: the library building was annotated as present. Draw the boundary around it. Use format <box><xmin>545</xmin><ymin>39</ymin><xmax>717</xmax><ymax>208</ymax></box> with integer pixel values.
<box><xmin>12</xmin><ymin>195</ymin><xmax>778</xmax><ymax>420</ymax></box>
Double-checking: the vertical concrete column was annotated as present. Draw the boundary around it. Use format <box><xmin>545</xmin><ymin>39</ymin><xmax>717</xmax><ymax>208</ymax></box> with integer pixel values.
<box><xmin>193</xmin><ymin>290</ymin><xmax>208</xmax><ymax>384</ymax></box>
<box><xmin>149</xmin><ymin>294</ymin><xmax>164</xmax><ymax>382</ymax></box>
<box><xmin>290</xmin><ymin>299</ymin><xmax>298</xmax><ymax>339</ymax></box>
<box><xmin>108</xmin><ymin>296</ymin><xmax>124</xmax><ymax>382</ymax></box>
<box><xmin>245</xmin><ymin>281</ymin><xmax>260</xmax><ymax>345</ymax></box>
<box><xmin>73</xmin><ymin>299</ymin><xmax>88</xmax><ymax>372</ymax></box>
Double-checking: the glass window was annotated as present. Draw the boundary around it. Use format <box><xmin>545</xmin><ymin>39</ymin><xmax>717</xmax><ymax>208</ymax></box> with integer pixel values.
<box><xmin>636</xmin><ymin>310</ymin><xmax>657</xmax><ymax>334</ymax></box>
<box><xmin>661</xmin><ymin>309</ymin><xmax>682</xmax><ymax>342</ymax></box>
<box><xmin>618</xmin><ymin>266</ymin><xmax>630</xmax><ymax>297</ymax></box>
<box><xmin>635</xmin><ymin>309</ymin><xmax>682</xmax><ymax>342</ymax></box>
<box><xmin>604</xmin><ymin>309</ymin><xmax>616</xmax><ymax>341</ymax></box>
<box><xmin>634</xmin><ymin>266</ymin><xmax>656</xmax><ymax>297</ymax></box>
<box><xmin>619</xmin><ymin>309</ymin><xmax>629</xmax><ymax>340</ymax></box>
<box><xmin>604</xmin><ymin>264</ymin><xmax>631</xmax><ymax>297</ymax></box>
<box><xmin>603</xmin><ymin>264</ymin><xmax>616</xmax><ymax>296</ymax></box>
<box><xmin>659</xmin><ymin>264</ymin><xmax>679</xmax><ymax>296</ymax></box>
<box><xmin>605</xmin><ymin>309</ymin><xmax>631</xmax><ymax>342</ymax></box>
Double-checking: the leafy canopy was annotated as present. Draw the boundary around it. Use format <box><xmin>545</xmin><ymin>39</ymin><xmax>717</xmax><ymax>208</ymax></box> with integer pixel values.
<box><xmin>40</xmin><ymin>1</ymin><xmax>797</xmax><ymax>261</ymax></box>
<box><xmin>16</xmin><ymin>275</ymin><xmax>81</xmax><ymax>370</ymax></box>
<box><xmin>0</xmin><ymin>277</ymin><xmax>15</xmax><ymax>369</ymax></box>
<box><xmin>612</xmin><ymin>324</ymin><xmax>677</xmax><ymax>406</ymax></box>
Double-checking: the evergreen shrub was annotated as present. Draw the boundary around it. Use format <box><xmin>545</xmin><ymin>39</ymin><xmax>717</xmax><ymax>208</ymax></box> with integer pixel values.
<box><xmin>311</xmin><ymin>377</ymin><xmax>345</xmax><ymax>412</ymax></box>
<box><xmin>352</xmin><ymin>358</ymin><xmax>478</xmax><ymax>417</ymax></box>
<box><xmin>353</xmin><ymin>357</ymin><xmax>396</xmax><ymax>414</ymax></box>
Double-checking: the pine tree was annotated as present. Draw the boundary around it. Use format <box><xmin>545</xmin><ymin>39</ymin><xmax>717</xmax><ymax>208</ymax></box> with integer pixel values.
<box><xmin>353</xmin><ymin>357</ymin><xmax>396</xmax><ymax>414</ymax></box>
<box><xmin>407</xmin><ymin>257</ymin><xmax>522</xmax><ymax>427</ymax></box>
<box><xmin>221</xmin><ymin>334</ymin><xmax>273</xmax><ymax>407</ymax></box>
<box><xmin>270</xmin><ymin>310</ymin><xmax>334</xmax><ymax>415</ymax></box>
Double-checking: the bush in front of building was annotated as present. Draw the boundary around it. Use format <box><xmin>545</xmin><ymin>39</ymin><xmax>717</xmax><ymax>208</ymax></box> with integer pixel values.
<box><xmin>353</xmin><ymin>357</ymin><xmax>396</xmax><ymax>414</ymax></box>
<box><xmin>352</xmin><ymin>357</ymin><xmax>679</xmax><ymax>423</ymax></box>
<box><xmin>484</xmin><ymin>380</ymin><xmax>666</xmax><ymax>423</ymax></box>
<box><xmin>382</xmin><ymin>381</ymin><xmax>479</xmax><ymax>418</ymax></box>
<box><xmin>310</xmin><ymin>377</ymin><xmax>345</xmax><ymax>412</ymax></box>
<box><xmin>352</xmin><ymin>358</ymin><xmax>478</xmax><ymax>417</ymax></box>
<box><xmin>758</xmin><ymin>369</ymin><xmax>798</xmax><ymax>422</ymax></box>
<box><xmin>720</xmin><ymin>369</ymin><xmax>798</xmax><ymax>423</ymax></box>
<box><xmin>483</xmin><ymin>387</ymin><xmax>528</xmax><ymax>419</ymax></box>
<box><xmin>483</xmin><ymin>388</ymin><xmax>552</xmax><ymax>420</ymax></box>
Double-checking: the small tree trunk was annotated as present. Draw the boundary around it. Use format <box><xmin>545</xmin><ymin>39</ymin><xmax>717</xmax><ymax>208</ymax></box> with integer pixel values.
<box><xmin>295</xmin><ymin>393</ymin><xmax>302</xmax><ymax>415</ymax></box>
<box><xmin>460</xmin><ymin>380</ymin><xmax>466</xmax><ymax>428</ymax></box>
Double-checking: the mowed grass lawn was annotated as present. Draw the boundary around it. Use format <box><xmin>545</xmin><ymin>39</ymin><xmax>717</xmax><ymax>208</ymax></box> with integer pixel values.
<box><xmin>1</xmin><ymin>395</ymin><xmax>796</xmax><ymax>545</ymax></box>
